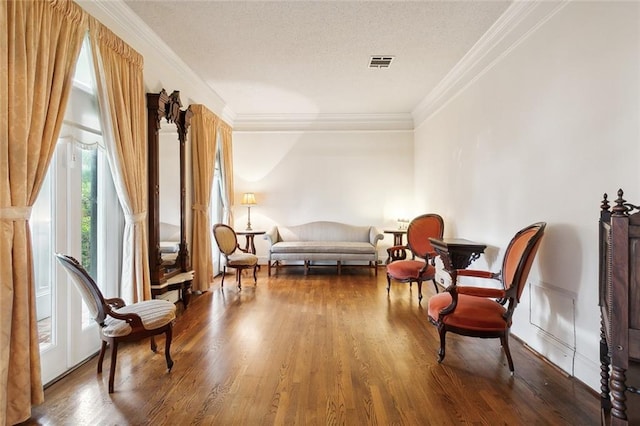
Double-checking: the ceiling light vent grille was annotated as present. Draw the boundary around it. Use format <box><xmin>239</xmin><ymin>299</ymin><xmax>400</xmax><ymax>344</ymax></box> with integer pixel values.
<box><xmin>369</xmin><ymin>56</ymin><xmax>394</xmax><ymax>69</ymax></box>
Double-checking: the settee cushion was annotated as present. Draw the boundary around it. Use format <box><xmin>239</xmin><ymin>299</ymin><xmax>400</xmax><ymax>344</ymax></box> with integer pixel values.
<box><xmin>270</xmin><ymin>241</ymin><xmax>375</xmax><ymax>255</ymax></box>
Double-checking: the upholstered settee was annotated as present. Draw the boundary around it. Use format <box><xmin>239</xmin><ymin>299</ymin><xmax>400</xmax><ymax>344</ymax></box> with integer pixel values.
<box><xmin>263</xmin><ymin>221</ymin><xmax>384</xmax><ymax>276</ymax></box>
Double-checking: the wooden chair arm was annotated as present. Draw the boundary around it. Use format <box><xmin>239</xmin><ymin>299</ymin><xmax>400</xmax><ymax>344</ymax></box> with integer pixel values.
<box><xmin>107</xmin><ymin>310</ymin><xmax>145</xmax><ymax>332</ymax></box>
<box><xmin>438</xmin><ymin>285</ymin><xmax>459</xmax><ymax>319</ymax></box>
<box><xmin>456</xmin><ymin>269</ymin><xmax>500</xmax><ymax>279</ymax></box>
<box><xmin>387</xmin><ymin>245</ymin><xmax>407</xmax><ymax>254</ymax></box>
<box><xmin>387</xmin><ymin>245</ymin><xmax>408</xmax><ymax>262</ymax></box>
<box><xmin>105</xmin><ymin>297</ymin><xmax>126</xmax><ymax>309</ymax></box>
<box><xmin>456</xmin><ymin>286</ymin><xmax>506</xmax><ymax>299</ymax></box>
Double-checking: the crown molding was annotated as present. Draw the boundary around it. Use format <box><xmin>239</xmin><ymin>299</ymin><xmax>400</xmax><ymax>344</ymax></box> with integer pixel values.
<box><xmin>232</xmin><ymin>113</ymin><xmax>414</xmax><ymax>132</ymax></box>
<box><xmin>78</xmin><ymin>0</ymin><xmax>568</xmax><ymax>133</ymax></box>
<box><xmin>412</xmin><ymin>0</ymin><xmax>569</xmax><ymax>128</ymax></box>
<box><xmin>77</xmin><ymin>0</ymin><xmax>235</xmax><ymax>125</ymax></box>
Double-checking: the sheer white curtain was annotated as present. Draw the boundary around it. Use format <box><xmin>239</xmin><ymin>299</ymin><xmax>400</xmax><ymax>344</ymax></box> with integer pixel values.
<box><xmin>89</xmin><ymin>18</ymin><xmax>150</xmax><ymax>302</ymax></box>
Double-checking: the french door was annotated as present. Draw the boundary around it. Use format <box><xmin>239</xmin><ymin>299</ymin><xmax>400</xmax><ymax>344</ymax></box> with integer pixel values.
<box><xmin>31</xmin><ymin>38</ymin><xmax>123</xmax><ymax>385</ymax></box>
<box><xmin>32</xmin><ymin>137</ymin><xmax>123</xmax><ymax>384</ymax></box>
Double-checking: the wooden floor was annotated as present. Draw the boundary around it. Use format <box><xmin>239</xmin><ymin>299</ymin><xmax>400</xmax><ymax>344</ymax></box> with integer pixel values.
<box><xmin>23</xmin><ymin>267</ymin><xmax>600</xmax><ymax>425</ymax></box>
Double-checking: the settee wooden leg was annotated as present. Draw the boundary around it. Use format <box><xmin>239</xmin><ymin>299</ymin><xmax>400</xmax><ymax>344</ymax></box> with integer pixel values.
<box><xmin>268</xmin><ymin>261</ymin><xmax>271</xmax><ymax>276</ymax></box>
<box><xmin>304</xmin><ymin>261</ymin><xmax>309</xmax><ymax>275</ymax></box>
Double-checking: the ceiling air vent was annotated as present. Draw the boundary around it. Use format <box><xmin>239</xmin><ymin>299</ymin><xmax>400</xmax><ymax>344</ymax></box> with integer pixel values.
<box><xmin>368</xmin><ymin>56</ymin><xmax>394</xmax><ymax>69</ymax></box>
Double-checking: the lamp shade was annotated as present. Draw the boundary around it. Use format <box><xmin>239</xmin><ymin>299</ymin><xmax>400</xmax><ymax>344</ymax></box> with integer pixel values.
<box><xmin>242</xmin><ymin>192</ymin><xmax>257</xmax><ymax>205</ymax></box>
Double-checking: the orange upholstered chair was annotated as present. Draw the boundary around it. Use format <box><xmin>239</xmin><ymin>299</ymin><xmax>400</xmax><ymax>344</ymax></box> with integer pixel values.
<box><xmin>427</xmin><ymin>222</ymin><xmax>546</xmax><ymax>373</ymax></box>
<box><xmin>386</xmin><ymin>214</ymin><xmax>444</xmax><ymax>301</ymax></box>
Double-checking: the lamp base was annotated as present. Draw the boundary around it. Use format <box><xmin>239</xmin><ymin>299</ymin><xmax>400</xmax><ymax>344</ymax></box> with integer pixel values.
<box><xmin>246</xmin><ymin>206</ymin><xmax>252</xmax><ymax>231</ymax></box>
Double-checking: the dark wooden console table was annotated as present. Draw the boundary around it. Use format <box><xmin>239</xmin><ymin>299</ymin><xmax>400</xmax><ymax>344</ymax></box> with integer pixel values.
<box><xmin>236</xmin><ymin>230</ymin><xmax>265</xmax><ymax>254</ymax></box>
<box><xmin>428</xmin><ymin>238</ymin><xmax>487</xmax><ymax>285</ymax></box>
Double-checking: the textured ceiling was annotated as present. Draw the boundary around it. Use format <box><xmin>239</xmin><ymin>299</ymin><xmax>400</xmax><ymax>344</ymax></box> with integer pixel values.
<box><xmin>124</xmin><ymin>1</ymin><xmax>511</xmax><ymax>118</ymax></box>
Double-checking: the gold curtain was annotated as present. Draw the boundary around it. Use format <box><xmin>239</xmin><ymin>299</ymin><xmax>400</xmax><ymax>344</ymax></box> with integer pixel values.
<box><xmin>1</xmin><ymin>1</ymin><xmax>87</xmax><ymax>423</ymax></box>
<box><xmin>88</xmin><ymin>18</ymin><xmax>150</xmax><ymax>303</ymax></box>
<box><xmin>190</xmin><ymin>105</ymin><xmax>219</xmax><ymax>291</ymax></box>
<box><xmin>220</xmin><ymin>123</ymin><xmax>235</xmax><ymax>227</ymax></box>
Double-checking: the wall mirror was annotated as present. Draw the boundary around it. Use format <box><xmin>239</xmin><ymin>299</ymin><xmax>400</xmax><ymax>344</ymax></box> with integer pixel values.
<box><xmin>147</xmin><ymin>89</ymin><xmax>193</xmax><ymax>304</ymax></box>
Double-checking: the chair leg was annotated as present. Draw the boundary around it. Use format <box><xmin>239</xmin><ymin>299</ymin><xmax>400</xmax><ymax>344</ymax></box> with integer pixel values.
<box><xmin>431</xmin><ymin>279</ymin><xmax>439</xmax><ymax>294</ymax></box>
<box><xmin>221</xmin><ymin>266</ymin><xmax>226</xmax><ymax>288</ymax></box>
<box><xmin>501</xmin><ymin>333</ymin><xmax>515</xmax><ymax>373</ymax></box>
<box><xmin>253</xmin><ymin>265</ymin><xmax>257</xmax><ymax>283</ymax></box>
<box><xmin>237</xmin><ymin>269</ymin><xmax>242</xmax><ymax>290</ymax></box>
<box><xmin>150</xmin><ymin>336</ymin><xmax>157</xmax><ymax>352</ymax></box>
<box><xmin>386</xmin><ymin>274</ymin><xmax>391</xmax><ymax>294</ymax></box>
<box><xmin>417</xmin><ymin>280</ymin><xmax>423</xmax><ymax>301</ymax></box>
<box><xmin>165</xmin><ymin>327</ymin><xmax>174</xmax><ymax>371</ymax></box>
<box><xmin>97</xmin><ymin>340</ymin><xmax>108</xmax><ymax>374</ymax></box>
<box><xmin>437</xmin><ymin>325</ymin><xmax>447</xmax><ymax>363</ymax></box>
<box><xmin>108</xmin><ymin>341</ymin><xmax>119</xmax><ymax>393</ymax></box>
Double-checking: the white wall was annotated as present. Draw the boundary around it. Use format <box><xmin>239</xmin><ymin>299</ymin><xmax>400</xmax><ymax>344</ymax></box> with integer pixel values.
<box><xmin>232</xmin><ymin>130</ymin><xmax>414</xmax><ymax>261</ymax></box>
<box><xmin>413</xmin><ymin>1</ymin><xmax>640</xmax><ymax>391</ymax></box>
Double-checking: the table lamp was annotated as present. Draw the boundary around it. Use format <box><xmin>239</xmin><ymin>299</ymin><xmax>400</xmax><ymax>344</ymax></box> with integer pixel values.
<box><xmin>242</xmin><ymin>192</ymin><xmax>257</xmax><ymax>230</ymax></box>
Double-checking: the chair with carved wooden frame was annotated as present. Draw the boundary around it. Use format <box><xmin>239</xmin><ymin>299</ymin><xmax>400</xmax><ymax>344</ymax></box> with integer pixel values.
<box><xmin>427</xmin><ymin>222</ymin><xmax>546</xmax><ymax>373</ymax></box>
<box><xmin>213</xmin><ymin>224</ymin><xmax>258</xmax><ymax>289</ymax></box>
<box><xmin>385</xmin><ymin>213</ymin><xmax>444</xmax><ymax>301</ymax></box>
<box><xmin>54</xmin><ymin>253</ymin><xmax>176</xmax><ymax>393</ymax></box>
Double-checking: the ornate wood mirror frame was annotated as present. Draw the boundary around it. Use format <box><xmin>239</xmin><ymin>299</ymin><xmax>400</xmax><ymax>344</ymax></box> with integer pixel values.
<box><xmin>147</xmin><ymin>89</ymin><xmax>193</xmax><ymax>303</ymax></box>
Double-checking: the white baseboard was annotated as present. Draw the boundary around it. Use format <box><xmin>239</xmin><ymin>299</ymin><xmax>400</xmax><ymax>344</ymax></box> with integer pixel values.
<box><xmin>573</xmin><ymin>350</ymin><xmax>600</xmax><ymax>392</ymax></box>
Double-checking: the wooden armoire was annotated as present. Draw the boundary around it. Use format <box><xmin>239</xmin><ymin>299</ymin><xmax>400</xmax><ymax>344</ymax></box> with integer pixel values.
<box><xmin>599</xmin><ymin>189</ymin><xmax>640</xmax><ymax>424</ymax></box>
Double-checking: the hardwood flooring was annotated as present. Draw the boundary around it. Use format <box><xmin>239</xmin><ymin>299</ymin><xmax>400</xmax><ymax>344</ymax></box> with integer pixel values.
<box><xmin>23</xmin><ymin>267</ymin><xmax>600</xmax><ymax>425</ymax></box>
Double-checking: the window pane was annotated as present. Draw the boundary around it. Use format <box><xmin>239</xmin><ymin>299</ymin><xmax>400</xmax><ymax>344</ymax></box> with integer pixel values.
<box><xmin>32</xmin><ymin>158</ymin><xmax>55</xmax><ymax>349</ymax></box>
<box><xmin>81</xmin><ymin>146</ymin><xmax>99</xmax><ymax>328</ymax></box>
<box><xmin>81</xmin><ymin>147</ymin><xmax>98</xmax><ymax>278</ymax></box>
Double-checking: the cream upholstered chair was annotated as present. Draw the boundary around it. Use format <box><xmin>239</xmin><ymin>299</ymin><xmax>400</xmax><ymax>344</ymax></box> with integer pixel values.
<box><xmin>213</xmin><ymin>224</ymin><xmax>258</xmax><ymax>289</ymax></box>
<box><xmin>55</xmin><ymin>253</ymin><xmax>176</xmax><ymax>393</ymax></box>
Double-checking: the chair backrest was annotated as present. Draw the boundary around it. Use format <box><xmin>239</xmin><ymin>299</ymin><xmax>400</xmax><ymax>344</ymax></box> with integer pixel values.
<box><xmin>54</xmin><ymin>253</ymin><xmax>108</xmax><ymax>325</ymax></box>
<box><xmin>406</xmin><ymin>214</ymin><xmax>444</xmax><ymax>260</ymax></box>
<box><xmin>213</xmin><ymin>224</ymin><xmax>238</xmax><ymax>257</ymax></box>
<box><xmin>501</xmin><ymin>222</ymin><xmax>546</xmax><ymax>301</ymax></box>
